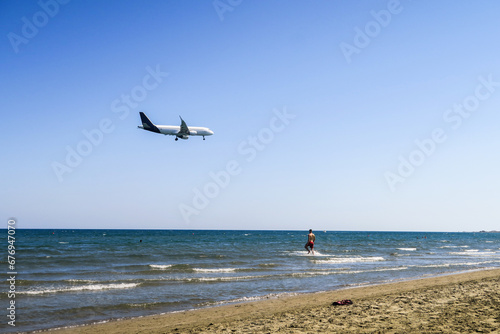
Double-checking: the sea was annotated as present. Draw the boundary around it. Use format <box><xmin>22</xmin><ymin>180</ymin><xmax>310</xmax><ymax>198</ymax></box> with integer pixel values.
<box><xmin>2</xmin><ymin>229</ymin><xmax>500</xmax><ymax>333</ymax></box>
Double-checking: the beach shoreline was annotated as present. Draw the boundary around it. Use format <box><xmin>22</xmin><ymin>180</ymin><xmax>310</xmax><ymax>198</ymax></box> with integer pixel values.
<box><xmin>49</xmin><ymin>268</ymin><xmax>500</xmax><ymax>333</ymax></box>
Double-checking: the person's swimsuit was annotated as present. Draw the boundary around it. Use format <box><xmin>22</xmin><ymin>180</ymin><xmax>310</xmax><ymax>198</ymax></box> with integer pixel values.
<box><xmin>306</xmin><ymin>240</ymin><xmax>314</xmax><ymax>248</ymax></box>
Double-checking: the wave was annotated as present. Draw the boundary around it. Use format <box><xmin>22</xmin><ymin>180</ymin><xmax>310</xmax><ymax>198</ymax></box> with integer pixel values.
<box><xmin>181</xmin><ymin>271</ymin><xmax>356</xmax><ymax>283</ymax></box>
<box><xmin>200</xmin><ymin>292</ymin><xmax>299</xmax><ymax>307</ymax></box>
<box><xmin>149</xmin><ymin>264</ymin><xmax>173</xmax><ymax>270</ymax></box>
<box><xmin>448</xmin><ymin>251</ymin><xmax>497</xmax><ymax>256</ymax></box>
<box><xmin>314</xmin><ymin>256</ymin><xmax>385</xmax><ymax>264</ymax></box>
<box><xmin>411</xmin><ymin>260</ymin><xmax>499</xmax><ymax>269</ymax></box>
<box><xmin>296</xmin><ymin>267</ymin><xmax>409</xmax><ymax>276</ymax></box>
<box><xmin>193</xmin><ymin>268</ymin><xmax>237</xmax><ymax>273</ymax></box>
<box><xmin>124</xmin><ymin>300</ymin><xmax>185</xmax><ymax>310</ymax></box>
<box><xmin>286</xmin><ymin>250</ymin><xmax>330</xmax><ymax>257</ymax></box>
<box><xmin>185</xmin><ymin>274</ymin><xmax>268</xmax><ymax>282</ymax></box>
<box><xmin>148</xmin><ymin>264</ymin><xmax>193</xmax><ymax>271</ymax></box>
<box><xmin>34</xmin><ymin>261</ymin><xmax>495</xmax><ymax>292</ymax></box>
<box><xmin>20</xmin><ymin>283</ymin><xmax>139</xmax><ymax>295</ymax></box>
<box><xmin>149</xmin><ymin>266</ymin><xmax>260</xmax><ymax>273</ymax></box>
<box><xmin>66</xmin><ymin>279</ymin><xmax>97</xmax><ymax>283</ymax></box>
<box><xmin>416</xmin><ymin>263</ymin><xmax>452</xmax><ymax>268</ymax></box>
<box><xmin>347</xmin><ymin>267</ymin><xmax>408</xmax><ymax>274</ymax></box>
<box><xmin>185</xmin><ymin>271</ymin><xmax>360</xmax><ymax>282</ymax></box>
<box><xmin>397</xmin><ymin>248</ymin><xmax>417</xmax><ymax>251</ymax></box>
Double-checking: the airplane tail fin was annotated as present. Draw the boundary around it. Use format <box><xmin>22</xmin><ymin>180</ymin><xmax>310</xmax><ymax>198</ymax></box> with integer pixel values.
<box><xmin>139</xmin><ymin>112</ymin><xmax>160</xmax><ymax>133</ymax></box>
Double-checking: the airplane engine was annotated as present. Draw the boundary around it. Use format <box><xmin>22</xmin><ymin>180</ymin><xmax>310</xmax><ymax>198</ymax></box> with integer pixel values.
<box><xmin>178</xmin><ymin>135</ymin><xmax>189</xmax><ymax>140</ymax></box>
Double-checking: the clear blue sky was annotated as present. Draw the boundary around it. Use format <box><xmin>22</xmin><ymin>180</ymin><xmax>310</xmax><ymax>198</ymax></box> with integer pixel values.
<box><xmin>2</xmin><ymin>0</ymin><xmax>499</xmax><ymax>231</ymax></box>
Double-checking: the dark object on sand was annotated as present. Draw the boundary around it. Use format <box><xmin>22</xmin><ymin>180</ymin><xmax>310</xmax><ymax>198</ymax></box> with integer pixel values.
<box><xmin>332</xmin><ymin>299</ymin><xmax>353</xmax><ymax>305</ymax></box>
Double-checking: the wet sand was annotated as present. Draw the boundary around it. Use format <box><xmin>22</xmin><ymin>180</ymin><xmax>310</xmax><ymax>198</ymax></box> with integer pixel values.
<box><xmin>52</xmin><ymin>268</ymin><xmax>500</xmax><ymax>333</ymax></box>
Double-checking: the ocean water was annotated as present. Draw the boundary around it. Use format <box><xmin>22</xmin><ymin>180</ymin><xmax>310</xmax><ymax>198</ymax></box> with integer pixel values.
<box><xmin>2</xmin><ymin>229</ymin><xmax>500</xmax><ymax>333</ymax></box>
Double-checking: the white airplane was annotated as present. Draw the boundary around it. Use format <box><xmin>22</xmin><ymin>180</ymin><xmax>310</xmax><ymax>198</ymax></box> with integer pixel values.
<box><xmin>138</xmin><ymin>112</ymin><xmax>214</xmax><ymax>141</ymax></box>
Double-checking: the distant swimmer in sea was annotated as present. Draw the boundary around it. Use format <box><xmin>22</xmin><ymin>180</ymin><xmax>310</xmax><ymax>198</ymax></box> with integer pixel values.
<box><xmin>305</xmin><ymin>229</ymin><xmax>316</xmax><ymax>254</ymax></box>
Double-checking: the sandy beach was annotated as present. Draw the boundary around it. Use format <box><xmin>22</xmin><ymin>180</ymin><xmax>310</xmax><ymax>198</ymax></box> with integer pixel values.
<box><xmin>50</xmin><ymin>268</ymin><xmax>500</xmax><ymax>334</ymax></box>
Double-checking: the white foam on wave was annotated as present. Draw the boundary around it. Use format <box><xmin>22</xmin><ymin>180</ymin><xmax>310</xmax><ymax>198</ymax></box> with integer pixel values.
<box><xmin>150</xmin><ymin>264</ymin><xmax>173</xmax><ymax>270</ymax></box>
<box><xmin>204</xmin><ymin>292</ymin><xmax>299</xmax><ymax>307</ymax></box>
<box><xmin>339</xmin><ymin>267</ymin><xmax>408</xmax><ymax>275</ymax></box>
<box><xmin>66</xmin><ymin>279</ymin><xmax>97</xmax><ymax>283</ymax></box>
<box><xmin>367</xmin><ymin>266</ymin><xmax>408</xmax><ymax>272</ymax></box>
<box><xmin>287</xmin><ymin>250</ymin><xmax>329</xmax><ymax>257</ymax></box>
<box><xmin>314</xmin><ymin>256</ymin><xmax>385</xmax><ymax>264</ymax></box>
<box><xmin>188</xmin><ymin>274</ymin><xmax>267</xmax><ymax>282</ymax></box>
<box><xmin>417</xmin><ymin>263</ymin><xmax>451</xmax><ymax>268</ymax></box>
<box><xmin>193</xmin><ymin>268</ymin><xmax>236</xmax><ymax>273</ymax></box>
<box><xmin>397</xmin><ymin>248</ymin><xmax>417</xmax><ymax>251</ymax></box>
<box><xmin>21</xmin><ymin>283</ymin><xmax>139</xmax><ymax>295</ymax></box>
<box><xmin>289</xmin><ymin>271</ymin><xmax>334</xmax><ymax>278</ymax></box>
<box><xmin>440</xmin><ymin>245</ymin><xmax>470</xmax><ymax>249</ymax></box>
<box><xmin>475</xmin><ymin>252</ymin><xmax>497</xmax><ymax>256</ymax></box>
<box><xmin>416</xmin><ymin>260</ymin><xmax>498</xmax><ymax>269</ymax></box>
<box><xmin>448</xmin><ymin>250</ymin><xmax>497</xmax><ymax>256</ymax></box>
<box><xmin>289</xmin><ymin>267</ymin><xmax>407</xmax><ymax>276</ymax></box>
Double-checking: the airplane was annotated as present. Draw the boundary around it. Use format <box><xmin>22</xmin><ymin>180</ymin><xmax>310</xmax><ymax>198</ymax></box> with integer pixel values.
<box><xmin>138</xmin><ymin>112</ymin><xmax>214</xmax><ymax>141</ymax></box>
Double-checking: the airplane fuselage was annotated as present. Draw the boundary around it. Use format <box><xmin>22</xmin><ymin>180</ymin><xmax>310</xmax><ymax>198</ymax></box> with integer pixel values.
<box><xmin>138</xmin><ymin>112</ymin><xmax>214</xmax><ymax>140</ymax></box>
<box><xmin>137</xmin><ymin>125</ymin><xmax>214</xmax><ymax>139</ymax></box>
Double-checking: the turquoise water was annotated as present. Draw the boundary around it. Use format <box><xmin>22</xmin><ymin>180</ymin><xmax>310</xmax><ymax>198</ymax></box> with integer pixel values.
<box><xmin>2</xmin><ymin>229</ymin><xmax>500</xmax><ymax>333</ymax></box>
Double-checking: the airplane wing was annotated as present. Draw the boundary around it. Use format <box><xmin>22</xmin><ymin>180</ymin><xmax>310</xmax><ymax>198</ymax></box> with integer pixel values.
<box><xmin>179</xmin><ymin>116</ymin><xmax>190</xmax><ymax>136</ymax></box>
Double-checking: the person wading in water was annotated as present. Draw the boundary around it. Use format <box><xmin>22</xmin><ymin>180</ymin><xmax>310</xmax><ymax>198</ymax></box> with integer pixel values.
<box><xmin>305</xmin><ymin>229</ymin><xmax>315</xmax><ymax>254</ymax></box>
